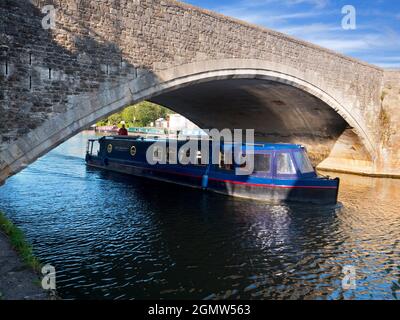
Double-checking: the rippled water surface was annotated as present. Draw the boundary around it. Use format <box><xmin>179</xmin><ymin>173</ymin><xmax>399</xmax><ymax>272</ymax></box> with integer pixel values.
<box><xmin>0</xmin><ymin>132</ymin><xmax>399</xmax><ymax>300</ymax></box>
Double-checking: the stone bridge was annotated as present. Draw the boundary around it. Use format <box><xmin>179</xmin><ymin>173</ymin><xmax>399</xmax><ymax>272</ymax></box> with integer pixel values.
<box><xmin>0</xmin><ymin>0</ymin><xmax>399</xmax><ymax>184</ymax></box>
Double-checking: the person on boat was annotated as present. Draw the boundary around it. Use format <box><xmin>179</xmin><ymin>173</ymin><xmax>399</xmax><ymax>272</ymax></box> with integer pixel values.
<box><xmin>118</xmin><ymin>124</ymin><xmax>128</xmax><ymax>136</ymax></box>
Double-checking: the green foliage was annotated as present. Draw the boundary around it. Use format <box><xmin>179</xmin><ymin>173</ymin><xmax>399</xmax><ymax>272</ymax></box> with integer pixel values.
<box><xmin>0</xmin><ymin>211</ymin><xmax>42</xmax><ymax>272</ymax></box>
<box><xmin>96</xmin><ymin>101</ymin><xmax>173</xmax><ymax>127</ymax></box>
<box><xmin>108</xmin><ymin>113</ymin><xmax>123</xmax><ymax>126</ymax></box>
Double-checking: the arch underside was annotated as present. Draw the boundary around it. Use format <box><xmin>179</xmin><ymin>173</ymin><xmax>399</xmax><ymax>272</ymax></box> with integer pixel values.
<box><xmin>149</xmin><ymin>78</ymin><xmax>372</xmax><ymax>169</ymax></box>
<box><xmin>0</xmin><ymin>63</ymin><xmax>375</xmax><ymax>185</ymax></box>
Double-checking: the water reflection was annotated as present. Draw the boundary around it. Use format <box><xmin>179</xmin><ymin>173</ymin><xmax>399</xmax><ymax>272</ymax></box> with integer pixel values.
<box><xmin>0</xmin><ymin>132</ymin><xmax>398</xmax><ymax>300</ymax></box>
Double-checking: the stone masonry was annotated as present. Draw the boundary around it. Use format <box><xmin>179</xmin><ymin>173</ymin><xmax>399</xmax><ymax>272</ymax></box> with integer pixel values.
<box><xmin>0</xmin><ymin>0</ymin><xmax>399</xmax><ymax>184</ymax></box>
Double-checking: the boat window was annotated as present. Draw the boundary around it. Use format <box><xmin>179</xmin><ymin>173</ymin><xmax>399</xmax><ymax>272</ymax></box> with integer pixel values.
<box><xmin>294</xmin><ymin>151</ymin><xmax>314</xmax><ymax>174</ymax></box>
<box><xmin>178</xmin><ymin>148</ymin><xmax>191</xmax><ymax>165</ymax></box>
<box><xmin>178</xmin><ymin>150</ymin><xmax>185</xmax><ymax>164</ymax></box>
<box><xmin>195</xmin><ymin>150</ymin><xmax>205</xmax><ymax>166</ymax></box>
<box><xmin>153</xmin><ymin>146</ymin><xmax>163</xmax><ymax>162</ymax></box>
<box><xmin>168</xmin><ymin>147</ymin><xmax>177</xmax><ymax>164</ymax></box>
<box><xmin>276</xmin><ymin>153</ymin><xmax>296</xmax><ymax>175</ymax></box>
<box><xmin>219</xmin><ymin>152</ymin><xmax>234</xmax><ymax>171</ymax></box>
<box><xmin>254</xmin><ymin>154</ymin><xmax>272</xmax><ymax>174</ymax></box>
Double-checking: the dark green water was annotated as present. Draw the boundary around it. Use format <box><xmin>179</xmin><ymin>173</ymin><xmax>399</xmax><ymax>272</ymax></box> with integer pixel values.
<box><xmin>0</xmin><ymin>132</ymin><xmax>399</xmax><ymax>300</ymax></box>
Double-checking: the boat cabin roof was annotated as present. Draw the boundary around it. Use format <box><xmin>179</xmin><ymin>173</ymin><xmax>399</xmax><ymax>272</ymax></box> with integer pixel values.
<box><xmin>98</xmin><ymin>136</ymin><xmax>304</xmax><ymax>152</ymax></box>
<box><xmin>221</xmin><ymin>143</ymin><xmax>303</xmax><ymax>152</ymax></box>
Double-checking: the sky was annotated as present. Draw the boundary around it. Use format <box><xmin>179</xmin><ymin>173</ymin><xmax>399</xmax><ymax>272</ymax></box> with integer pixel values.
<box><xmin>183</xmin><ymin>0</ymin><xmax>400</xmax><ymax>68</ymax></box>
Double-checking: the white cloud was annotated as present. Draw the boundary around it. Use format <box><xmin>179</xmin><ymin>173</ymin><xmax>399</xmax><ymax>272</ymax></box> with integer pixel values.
<box><xmin>374</xmin><ymin>56</ymin><xmax>400</xmax><ymax>61</ymax></box>
<box><xmin>286</xmin><ymin>0</ymin><xmax>329</xmax><ymax>9</ymax></box>
<box><xmin>282</xmin><ymin>28</ymin><xmax>399</xmax><ymax>55</ymax></box>
<box><xmin>241</xmin><ymin>0</ymin><xmax>329</xmax><ymax>9</ymax></box>
<box><xmin>366</xmin><ymin>56</ymin><xmax>400</xmax><ymax>68</ymax></box>
<box><xmin>278</xmin><ymin>23</ymin><xmax>341</xmax><ymax>35</ymax></box>
<box><xmin>218</xmin><ymin>5</ymin><xmax>331</xmax><ymax>26</ymax></box>
<box><xmin>312</xmin><ymin>37</ymin><xmax>378</xmax><ymax>52</ymax></box>
<box><xmin>215</xmin><ymin>0</ymin><xmax>331</xmax><ymax>25</ymax></box>
<box><xmin>372</xmin><ymin>62</ymin><xmax>400</xmax><ymax>69</ymax></box>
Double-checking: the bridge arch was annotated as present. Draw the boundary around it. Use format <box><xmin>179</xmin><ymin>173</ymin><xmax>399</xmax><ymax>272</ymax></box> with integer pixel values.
<box><xmin>0</xmin><ymin>59</ymin><xmax>375</xmax><ymax>183</ymax></box>
<box><xmin>142</xmin><ymin>59</ymin><xmax>375</xmax><ymax>158</ymax></box>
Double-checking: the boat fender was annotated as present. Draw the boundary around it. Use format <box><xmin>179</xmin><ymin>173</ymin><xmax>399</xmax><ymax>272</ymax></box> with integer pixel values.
<box><xmin>102</xmin><ymin>157</ymin><xmax>109</xmax><ymax>166</ymax></box>
<box><xmin>202</xmin><ymin>174</ymin><xmax>209</xmax><ymax>190</ymax></box>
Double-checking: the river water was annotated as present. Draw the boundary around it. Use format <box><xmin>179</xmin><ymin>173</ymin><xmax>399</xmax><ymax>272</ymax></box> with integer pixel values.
<box><xmin>0</xmin><ymin>132</ymin><xmax>399</xmax><ymax>300</ymax></box>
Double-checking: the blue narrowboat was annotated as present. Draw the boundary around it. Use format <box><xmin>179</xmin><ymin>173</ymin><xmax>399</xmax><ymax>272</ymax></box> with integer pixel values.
<box><xmin>85</xmin><ymin>136</ymin><xmax>340</xmax><ymax>205</ymax></box>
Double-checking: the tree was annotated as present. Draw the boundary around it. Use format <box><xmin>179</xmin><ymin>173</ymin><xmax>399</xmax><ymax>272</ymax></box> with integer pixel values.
<box><xmin>96</xmin><ymin>101</ymin><xmax>173</xmax><ymax>127</ymax></box>
<box><xmin>134</xmin><ymin>101</ymin><xmax>169</xmax><ymax>127</ymax></box>
<box><xmin>121</xmin><ymin>106</ymin><xmax>136</xmax><ymax>125</ymax></box>
<box><xmin>107</xmin><ymin>113</ymin><xmax>123</xmax><ymax>125</ymax></box>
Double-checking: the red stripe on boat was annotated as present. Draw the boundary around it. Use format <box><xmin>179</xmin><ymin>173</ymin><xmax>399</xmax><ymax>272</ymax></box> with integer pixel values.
<box><xmin>114</xmin><ymin>162</ymin><xmax>337</xmax><ymax>190</ymax></box>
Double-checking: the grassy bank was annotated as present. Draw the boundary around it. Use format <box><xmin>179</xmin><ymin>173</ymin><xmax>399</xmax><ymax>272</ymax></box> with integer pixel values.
<box><xmin>0</xmin><ymin>211</ymin><xmax>41</xmax><ymax>272</ymax></box>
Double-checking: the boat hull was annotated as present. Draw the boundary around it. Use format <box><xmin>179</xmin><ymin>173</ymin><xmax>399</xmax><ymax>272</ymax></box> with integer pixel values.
<box><xmin>86</xmin><ymin>157</ymin><xmax>339</xmax><ymax>205</ymax></box>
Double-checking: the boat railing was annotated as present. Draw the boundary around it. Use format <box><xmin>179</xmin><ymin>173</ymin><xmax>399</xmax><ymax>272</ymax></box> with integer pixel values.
<box><xmin>97</xmin><ymin>135</ymin><xmax>266</xmax><ymax>147</ymax></box>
